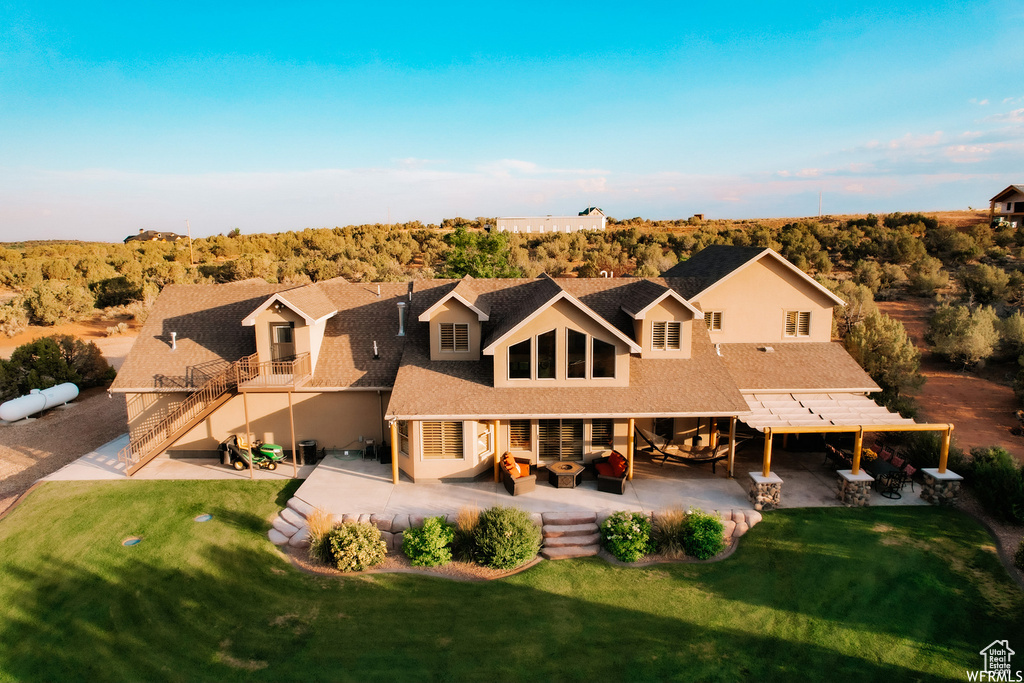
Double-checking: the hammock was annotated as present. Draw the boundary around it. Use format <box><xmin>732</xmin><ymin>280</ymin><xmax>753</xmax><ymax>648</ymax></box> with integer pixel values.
<box><xmin>634</xmin><ymin>426</ymin><xmax>729</xmax><ymax>473</ymax></box>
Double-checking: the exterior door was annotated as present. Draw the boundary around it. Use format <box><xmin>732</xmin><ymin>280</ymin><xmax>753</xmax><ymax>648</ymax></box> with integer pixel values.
<box><xmin>270</xmin><ymin>323</ymin><xmax>295</xmax><ymax>362</ymax></box>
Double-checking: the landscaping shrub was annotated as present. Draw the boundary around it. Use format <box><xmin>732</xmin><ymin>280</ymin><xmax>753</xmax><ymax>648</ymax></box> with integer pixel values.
<box><xmin>0</xmin><ymin>299</ymin><xmax>27</xmax><ymax>338</ymax></box>
<box><xmin>652</xmin><ymin>508</ymin><xmax>687</xmax><ymax>558</ymax></box>
<box><xmin>325</xmin><ymin>522</ymin><xmax>387</xmax><ymax>572</ymax></box>
<box><xmin>969</xmin><ymin>447</ymin><xmax>1024</xmax><ymax>525</ymax></box>
<box><xmin>900</xmin><ymin>432</ymin><xmax>969</xmax><ymax>474</ymax></box>
<box><xmin>402</xmin><ymin>516</ymin><xmax>455</xmax><ymax>567</ymax></box>
<box><xmin>305</xmin><ymin>508</ymin><xmax>335</xmax><ymax>565</ymax></box>
<box><xmin>1015</xmin><ymin>538</ymin><xmax>1024</xmax><ymax>572</ymax></box>
<box><xmin>600</xmin><ymin>511</ymin><xmax>652</xmax><ymax>563</ymax></box>
<box><xmin>682</xmin><ymin>509</ymin><xmax>726</xmax><ymax>560</ymax></box>
<box><xmin>451</xmin><ymin>506</ymin><xmax>479</xmax><ymax>563</ymax></box>
<box><xmin>473</xmin><ymin>506</ymin><xmax>541</xmax><ymax>569</ymax></box>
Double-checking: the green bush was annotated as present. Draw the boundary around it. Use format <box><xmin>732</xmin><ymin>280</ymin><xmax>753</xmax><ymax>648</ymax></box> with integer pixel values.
<box><xmin>652</xmin><ymin>508</ymin><xmax>688</xmax><ymax>558</ymax></box>
<box><xmin>900</xmin><ymin>432</ymin><xmax>969</xmax><ymax>474</ymax></box>
<box><xmin>969</xmin><ymin>447</ymin><xmax>1024</xmax><ymax>525</ymax></box>
<box><xmin>24</xmin><ymin>282</ymin><xmax>94</xmax><ymax>326</ymax></box>
<box><xmin>402</xmin><ymin>516</ymin><xmax>454</xmax><ymax>567</ymax></box>
<box><xmin>0</xmin><ymin>335</ymin><xmax>114</xmax><ymax>401</ymax></box>
<box><xmin>325</xmin><ymin>522</ymin><xmax>387</xmax><ymax>572</ymax></box>
<box><xmin>600</xmin><ymin>511</ymin><xmax>652</xmax><ymax>563</ymax></box>
<box><xmin>682</xmin><ymin>509</ymin><xmax>726</xmax><ymax>560</ymax></box>
<box><xmin>473</xmin><ymin>506</ymin><xmax>541</xmax><ymax>569</ymax></box>
<box><xmin>0</xmin><ymin>299</ymin><xmax>27</xmax><ymax>338</ymax></box>
<box><xmin>1015</xmin><ymin>538</ymin><xmax>1024</xmax><ymax>572</ymax></box>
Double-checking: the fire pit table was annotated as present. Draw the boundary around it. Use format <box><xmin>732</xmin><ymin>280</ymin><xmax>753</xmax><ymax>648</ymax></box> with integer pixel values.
<box><xmin>547</xmin><ymin>461</ymin><xmax>585</xmax><ymax>488</ymax></box>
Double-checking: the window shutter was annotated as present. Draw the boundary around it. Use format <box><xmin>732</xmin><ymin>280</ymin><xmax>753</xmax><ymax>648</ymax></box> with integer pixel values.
<box><xmin>439</xmin><ymin>323</ymin><xmax>454</xmax><ymax>350</ymax></box>
<box><xmin>785</xmin><ymin>311</ymin><xmax>797</xmax><ymax>336</ymax></box>
<box><xmin>422</xmin><ymin>421</ymin><xmax>462</xmax><ymax>459</ymax></box>
<box><xmin>509</xmin><ymin>420</ymin><xmax>531</xmax><ymax>449</ymax></box>
<box><xmin>706</xmin><ymin>311</ymin><xmax>722</xmax><ymax>331</ymax></box>
<box><xmin>454</xmin><ymin>324</ymin><xmax>469</xmax><ymax>351</ymax></box>
<box><xmin>538</xmin><ymin>420</ymin><xmax>560</xmax><ymax>461</ymax></box>
<box><xmin>798</xmin><ymin>311</ymin><xmax>811</xmax><ymax>336</ymax></box>
<box><xmin>651</xmin><ymin>322</ymin><xmax>666</xmax><ymax>349</ymax></box>
<box><xmin>592</xmin><ymin>419</ymin><xmax>613</xmax><ymax>448</ymax></box>
<box><xmin>666</xmin><ymin>322</ymin><xmax>681</xmax><ymax>349</ymax></box>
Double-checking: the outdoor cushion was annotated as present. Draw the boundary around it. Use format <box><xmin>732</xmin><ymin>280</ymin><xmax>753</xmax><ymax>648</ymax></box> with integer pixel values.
<box><xmin>595</xmin><ymin>462</ymin><xmax>616</xmax><ymax>477</ymax></box>
<box><xmin>503</xmin><ymin>457</ymin><xmax>519</xmax><ymax>479</ymax></box>
<box><xmin>609</xmin><ymin>451</ymin><xmax>628</xmax><ymax>477</ymax></box>
<box><xmin>516</xmin><ymin>462</ymin><xmax>530</xmax><ymax>477</ymax></box>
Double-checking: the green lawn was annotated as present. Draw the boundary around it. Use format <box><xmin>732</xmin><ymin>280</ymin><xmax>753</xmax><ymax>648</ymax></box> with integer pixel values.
<box><xmin>0</xmin><ymin>481</ymin><xmax>1020</xmax><ymax>682</ymax></box>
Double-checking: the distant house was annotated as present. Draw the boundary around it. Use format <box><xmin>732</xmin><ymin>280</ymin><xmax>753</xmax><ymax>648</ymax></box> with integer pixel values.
<box><xmin>124</xmin><ymin>229</ymin><xmax>185</xmax><ymax>244</ymax></box>
<box><xmin>990</xmin><ymin>185</ymin><xmax>1024</xmax><ymax>228</ymax></box>
<box><xmin>495</xmin><ymin>208</ymin><xmax>606</xmax><ymax>234</ymax></box>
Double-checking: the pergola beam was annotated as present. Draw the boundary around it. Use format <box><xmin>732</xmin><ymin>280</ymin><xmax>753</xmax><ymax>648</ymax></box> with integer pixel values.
<box><xmin>749</xmin><ymin>423</ymin><xmax>952</xmax><ymax>435</ymax></box>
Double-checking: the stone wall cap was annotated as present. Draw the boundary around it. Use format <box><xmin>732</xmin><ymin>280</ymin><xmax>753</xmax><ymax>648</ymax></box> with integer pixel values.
<box><xmin>922</xmin><ymin>468</ymin><xmax>964</xmax><ymax>481</ymax></box>
<box><xmin>838</xmin><ymin>469</ymin><xmax>874</xmax><ymax>482</ymax></box>
<box><xmin>748</xmin><ymin>472</ymin><xmax>783</xmax><ymax>484</ymax></box>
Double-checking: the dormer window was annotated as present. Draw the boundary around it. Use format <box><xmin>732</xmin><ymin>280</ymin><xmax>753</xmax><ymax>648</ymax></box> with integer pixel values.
<box><xmin>439</xmin><ymin>323</ymin><xmax>469</xmax><ymax>352</ymax></box>
<box><xmin>651</xmin><ymin>321</ymin><xmax>681</xmax><ymax>350</ymax></box>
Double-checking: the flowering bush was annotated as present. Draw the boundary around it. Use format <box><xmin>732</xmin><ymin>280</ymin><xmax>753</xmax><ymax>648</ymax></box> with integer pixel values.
<box><xmin>862</xmin><ymin>448</ymin><xmax>878</xmax><ymax>462</ymax></box>
<box><xmin>325</xmin><ymin>522</ymin><xmax>387</xmax><ymax>572</ymax></box>
<box><xmin>403</xmin><ymin>516</ymin><xmax>455</xmax><ymax>567</ymax></box>
<box><xmin>600</xmin><ymin>511</ymin><xmax>652</xmax><ymax>562</ymax></box>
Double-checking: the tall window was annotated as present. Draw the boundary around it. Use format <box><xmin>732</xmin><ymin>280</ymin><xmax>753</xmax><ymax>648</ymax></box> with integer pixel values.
<box><xmin>592</xmin><ymin>338</ymin><xmax>615</xmax><ymax>378</ymax></box>
<box><xmin>651</xmin><ymin>321</ymin><xmax>681</xmax><ymax>350</ymax></box>
<box><xmin>509</xmin><ymin>420</ymin><xmax>531</xmax><ymax>450</ymax></box>
<box><xmin>439</xmin><ymin>323</ymin><xmax>469</xmax><ymax>352</ymax></box>
<box><xmin>705</xmin><ymin>312</ymin><xmax>722</xmax><ymax>331</ymax></box>
<box><xmin>537</xmin><ymin>330</ymin><xmax>556</xmax><ymax>379</ymax></box>
<box><xmin>508</xmin><ymin>339</ymin><xmax>531</xmax><ymax>379</ymax></box>
<box><xmin>538</xmin><ymin>419</ymin><xmax>583</xmax><ymax>462</ymax></box>
<box><xmin>785</xmin><ymin>311</ymin><xmax>811</xmax><ymax>337</ymax></box>
<box><xmin>421</xmin><ymin>421</ymin><xmax>463</xmax><ymax>459</ymax></box>
<box><xmin>592</xmin><ymin>419</ymin><xmax>613</xmax><ymax>448</ymax></box>
<box><xmin>567</xmin><ymin>329</ymin><xmax>587</xmax><ymax>378</ymax></box>
<box><xmin>397</xmin><ymin>421</ymin><xmax>409</xmax><ymax>455</ymax></box>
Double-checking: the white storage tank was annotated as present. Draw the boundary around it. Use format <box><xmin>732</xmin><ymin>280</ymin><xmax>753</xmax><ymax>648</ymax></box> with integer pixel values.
<box><xmin>0</xmin><ymin>383</ymin><xmax>79</xmax><ymax>422</ymax></box>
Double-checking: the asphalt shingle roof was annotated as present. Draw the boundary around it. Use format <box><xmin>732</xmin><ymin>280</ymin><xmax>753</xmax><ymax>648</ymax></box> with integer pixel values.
<box><xmin>719</xmin><ymin>342</ymin><xmax>879</xmax><ymax>393</ymax></box>
<box><xmin>660</xmin><ymin>245</ymin><xmax>767</xmax><ymax>294</ymax></box>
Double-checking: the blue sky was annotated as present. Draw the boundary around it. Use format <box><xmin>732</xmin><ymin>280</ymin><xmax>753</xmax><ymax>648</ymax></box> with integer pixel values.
<box><xmin>1</xmin><ymin>1</ymin><xmax>1022</xmax><ymax>242</ymax></box>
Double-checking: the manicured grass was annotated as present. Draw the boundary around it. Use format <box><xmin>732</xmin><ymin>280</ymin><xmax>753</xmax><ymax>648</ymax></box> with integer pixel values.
<box><xmin>0</xmin><ymin>481</ymin><xmax>1021</xmax><ymax>682</ymax></box>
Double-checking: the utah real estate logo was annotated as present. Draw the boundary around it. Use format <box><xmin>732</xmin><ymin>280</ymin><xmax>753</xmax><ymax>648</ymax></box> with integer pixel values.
<box><xmin>969</xmin><ymin>640</ymin><xmax>1021</xmax><ymax>681</ymax></box>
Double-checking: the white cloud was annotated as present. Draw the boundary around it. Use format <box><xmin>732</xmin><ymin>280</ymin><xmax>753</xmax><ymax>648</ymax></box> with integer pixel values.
<box><xmin>985</xmin><ymin>108</ymin><xmax>1024</xmax><ymax>123</ymax></box>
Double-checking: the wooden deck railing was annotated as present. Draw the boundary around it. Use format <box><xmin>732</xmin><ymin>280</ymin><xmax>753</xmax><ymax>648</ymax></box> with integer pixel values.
<box><xmin>118</xmin><ymin>352</ymin><xmax>311</xmax><ymax>472</ymax></box>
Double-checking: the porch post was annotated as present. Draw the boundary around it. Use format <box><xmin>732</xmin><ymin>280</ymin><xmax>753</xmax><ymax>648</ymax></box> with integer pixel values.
<box><xmin>851</xmin><ymin>427</ymin><xmax>864</xmax><ymax>475</ymax></box>
<box><xmin>390</xmin><ymin>421</ymin><xmax>399</xmax><ymax>484</ymax></box>
<box><xmin>627</xmin><ymin>417</ymin><xmax>635</xmax><ymax>480</ymax></box>
<box><xmin>728</xmin><ymin>416</ymin><xmax>737</xmax><ymax>478</ymax></box>
<box><xmin>242</xmin><ymin>390</ymin><xmax>254</xmax><ymax>480</ymax></box>
<box><xmin>761</xmin><ymin>428</ymin><xmax>772</xmax><ymax>478</ymax></box>
<box><xmin>938</xmin><ymin>426</ymin><xmax>952</xmax><ymax>474</ymax></box>
<box><xmin>288</xmin><ymin>390</ymin><xmax>297</xmax><ymax>478</ymax></box>
<box><xmin>493</xmin><ymin>419</ymin><xmax>501</xmax><ymax>482</ymax></box>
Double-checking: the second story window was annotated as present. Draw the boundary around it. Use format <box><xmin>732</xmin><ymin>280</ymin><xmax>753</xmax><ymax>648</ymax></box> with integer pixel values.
<box><xmin>439</xmin><ymin>323</ymin><xmax>469</xmax><ymax>352</ymax></box>
<box><xmin>537</xmin><ymin>330</ymin><xmax>556</xmax><ymax>379</ymax></box>
<box><xmin>567</xmin><ymin>329</ymin><xmax>586</xmax><ymax>378</ymax></box>
<box><xmin>785</xmin><ymin>311</ymin><xmax>811</xmax><ymax>337</ymax></box>
<box><xmin>592</xmin><ymin>338</ymin><xmax>615</xmax><ymax>378</ymax></box>
<box><xmin>651</xmin><ymin>321</ymin><xmax>682</xmax><ymax>350</ymax></box>
<box><xmin>509</xmin><ymin>339</ymin><xmax>531</xmax><ymax>379</ymax></box>
<box><xmin>705</xmin><ymin>311</ymin><xmax>722</xmax><ymax>331</ymax></box>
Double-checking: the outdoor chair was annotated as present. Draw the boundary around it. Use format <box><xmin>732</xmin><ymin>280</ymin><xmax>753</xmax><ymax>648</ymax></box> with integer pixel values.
<box><xmin>879</xmin><ymin>471</ymin><xmax>905</xmax><ymax>499</ymax></box>
<box><xmin>499</xmin><ymin>453</ymin><xmax>536</xmax><ymax>496</ymax></box>
<box><xmin>902</xmin><ymin>464</ymin><xmax>917</xmax><ymax>491</ymax></box>
<box><xmin>592</xmin><ymin>451</ymin><xmax>628</xmax><ymax>494</ymax></box>
<box><xmin>891</xmin><ymin>455</ymin><xmax>905</xmax><ymax>468</ymax></box>
<box><xmin>880</xmin><ymin>448</ymin><xmax>893</xmax><ymax>462</ymax></box>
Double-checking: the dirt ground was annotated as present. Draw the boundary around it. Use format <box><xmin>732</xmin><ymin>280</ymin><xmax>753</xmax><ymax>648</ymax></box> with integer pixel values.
<box><xmin>0</xmin><ymin>316</ymin><xmax>139</xmax><ymax>371</ymax></box>
<box><xmin>878</xmin><ymin>299</ymin><xmax>1024</xmax><ymax>460</ymax></box>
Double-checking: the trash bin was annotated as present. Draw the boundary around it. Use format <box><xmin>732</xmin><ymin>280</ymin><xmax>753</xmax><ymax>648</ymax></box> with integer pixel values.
<box><xmin>299</xmin><ymin>440</ymin><xmax>318</xmax><ymax>465</ymax></box>
<box><xmin>378</xmin><ymin>441</ymin><xmax>392</xmax><ymax>465</ymax></box>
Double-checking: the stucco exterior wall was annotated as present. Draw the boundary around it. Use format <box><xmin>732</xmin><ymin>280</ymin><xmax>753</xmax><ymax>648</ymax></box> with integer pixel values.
<box><xmin>254</xmin><ymin>306</ymin><xmax>306</xmax><ymax>361</ymax></box>
<box><xmin>692</xmin><ymin>257</ymin><xmax>835</xmax><ymax>343</ymax></box>
<box><xmin>491</xmin><ymin>298</ymin><xmax>630</xmax><ymax>388</ymax></box>
<box><xmin>426</xmin><ymin>300</ymin><xmax>481</xmax><ymax>361</ymax></box>
<box><xmin>165</xmin><ymin>390</ymin><xmax>389</xmax><ymax>456</ymax></box>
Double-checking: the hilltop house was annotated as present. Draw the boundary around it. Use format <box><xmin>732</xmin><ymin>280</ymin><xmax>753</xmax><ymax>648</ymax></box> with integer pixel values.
<box><xmin>495</xmin><ymin>208</ymin><xmax>606</xmax><ymax>234</ymax></box>
<box><xmin>112</xmin><ymin>245</ymin><xmax>948</xmax><ymax>503</ymax></box>
<box><xmin>990</xmin><ymin>185</ymin><xmax>1024</xmax><ymax>228</ymax></box>
<box><xmin>124</xmin><ymin>229</ymin><xmax>185</xmax><ymax>244</ymax></box>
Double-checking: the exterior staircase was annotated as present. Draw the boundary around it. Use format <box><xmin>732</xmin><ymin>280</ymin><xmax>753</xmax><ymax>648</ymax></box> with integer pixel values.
<box><xmin>540</xmin><ymin>512</ymin><xmax>600</xmax><ymax>560</ymax></box>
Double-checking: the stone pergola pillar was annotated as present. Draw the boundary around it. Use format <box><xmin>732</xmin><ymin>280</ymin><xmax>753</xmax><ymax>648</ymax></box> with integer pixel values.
<box><xmin>920</xmin><ymin>468</ymin><xmax>963</xmax><ymax>506</ymax></box>
<box><xmin>837</xmin><ymin>469</ymin><xmax>873</xmax><ymax>506</ymax></box>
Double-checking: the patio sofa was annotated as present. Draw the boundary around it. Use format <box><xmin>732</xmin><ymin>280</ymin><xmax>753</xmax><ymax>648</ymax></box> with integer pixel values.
<box><xmin>500</xmin><ymin>453</ymin><xmax>536</xmax><ymax>496</ymax></box>
<box><xmin>592</xmin><ymin>451</ymin><xmax>628</xmax><ymax>494</ymax></box>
